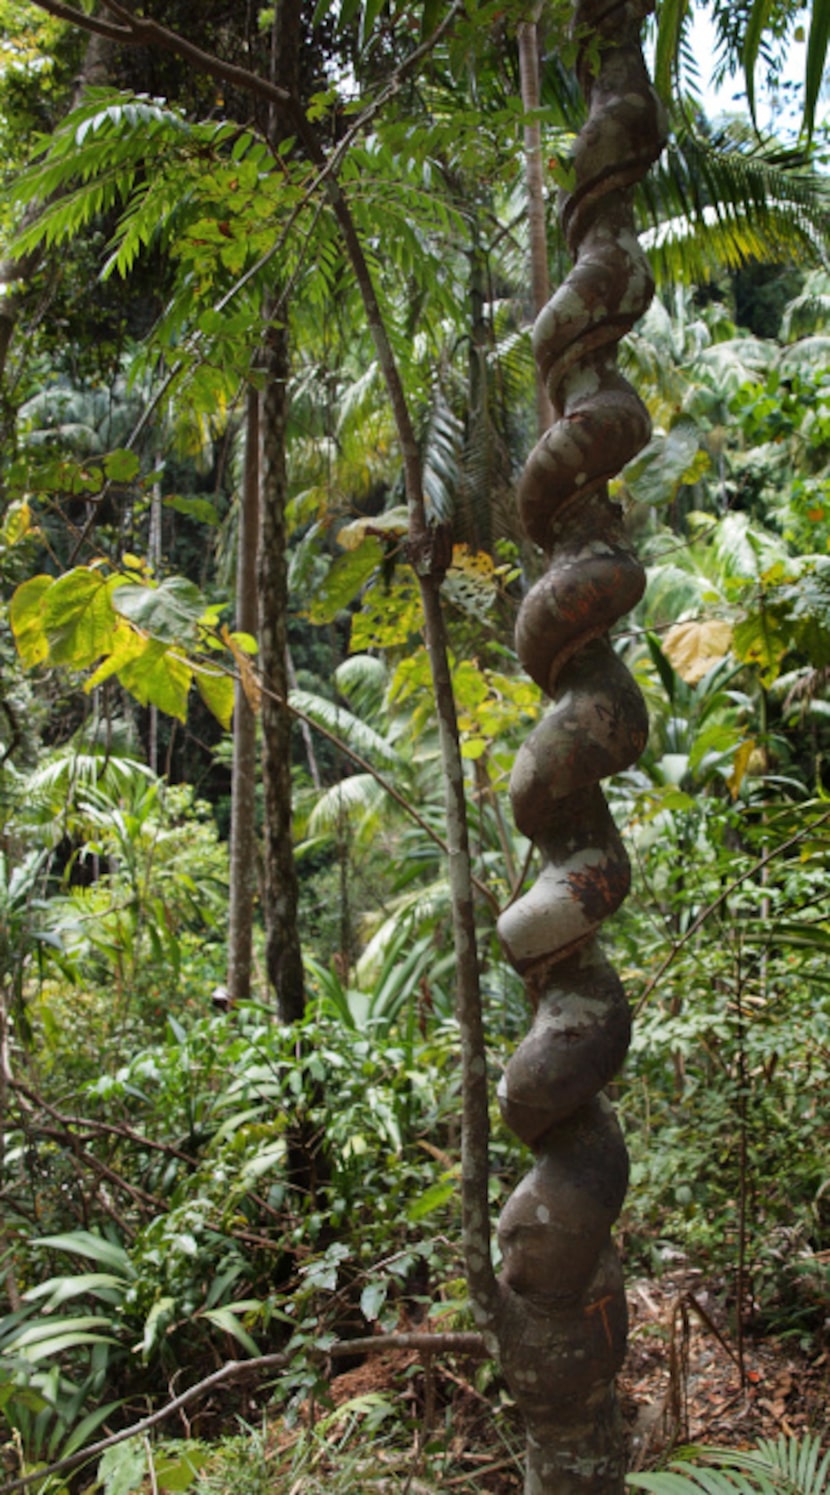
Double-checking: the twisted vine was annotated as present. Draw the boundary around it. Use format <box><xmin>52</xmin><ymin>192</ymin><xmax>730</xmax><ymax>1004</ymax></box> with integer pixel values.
<box><xmin>494</xmin><ymin>4</ymin><xmax>666</xmax><ymax>1491</ymax></box>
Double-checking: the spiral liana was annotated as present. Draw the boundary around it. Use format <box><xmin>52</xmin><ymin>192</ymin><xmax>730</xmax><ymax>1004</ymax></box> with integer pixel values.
<box><xmin>494</xmin><ymin>5</ymin><xmax>666</xmax><ymax>1491</ymax></box>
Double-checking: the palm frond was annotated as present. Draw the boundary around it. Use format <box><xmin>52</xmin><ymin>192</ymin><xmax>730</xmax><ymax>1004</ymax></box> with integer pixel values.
<box><xmin>778</xmin><ymin>336</ymin><xmax>830</xmax><ymax>373</ymax></box>
<box><xmin>289</xmin><ymin>688</ymin><xmax>401</xmax><ymax>769</ymax></box>
<box><xmin>305</xmin><ymin>773</ymin><xmax>383</xmax><ymax>840</ymax></box>
<box><xmin>628</xmin><ymin>1434</ymin><xmax>830</xmax><ymax>1495</ymax></box>
<box><xmin>640</xmin><ymin>129</ymin><xmax>830</xmax><ymax>286</ymax></box>
<box><xmin>334</xmin><ymin>654</ymin><xmax>389</xmax><ymax>717</ymax></box>
<box><xmin>780</xmin><ymin>272</ymin><xmax>830</xmax><ymax>342</ymax></box>
<box><xmin>421</xmin><ymin>388</ymin><xmax>463</xmax><ymax>523</ymax></box>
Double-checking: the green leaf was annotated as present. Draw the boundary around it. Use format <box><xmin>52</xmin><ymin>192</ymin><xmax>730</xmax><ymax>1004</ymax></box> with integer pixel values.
<box><xmin>24</xmin><ymin>1272</ymin><xmax>129</xmax><ymax>1308</ymax></box>
<box><xmin>163</xmin><ymin>495</ymin><xmax>219</xmax><ymax>524</ymax></box>
<box><xmin>623</xmin><ymin>418</ymin><xmax>702</xmax><ymax>507</ymax></box>
<box><xmin>98</xmin><ymin>1436</ymin><xmax>146</xmax><ymax>1495</ymax></box>
<box><xmin>741</xmin><ymin>0</ymin><xmax>775</xmax><ymax>125</ymax></box>
<box><xmin>116</xmin><ymin>638</ymin><xmax>192</xmax><ymax>722</ymax></box>
<box><xmin>152</xmin><ymin>1446</ymin><xmax>209</xmax><ymax>1491</ymax></box>
<box><xmin>350</xmin><ymin>572</ymin><xmax>422</xmax><ymax>652</ymax></box>
<box><xmin>421</xmin><ymin>0</ymin><xmax>443</xmax><ymax>37</ymax></box>
<box><xmin>359</xmin><ymin>1279</ymin><xmax>388</xmax><ymax>1322</ymax></box>
<box><xmin>306</xmin><ymin>537</ymin><xmax>383</xmax><ymax>625</ymax></box>
<box><xmin>653</xmin><ymin>0</ymin><xmax>691</xmax><ymax>103</ymax></box>
<box><xmin>732</xmin><ymin>611</ymin><xmax>789</xmax><ymax>685</ymax></box>
<box><xmin>34</xmin><ymin>1231</ymin><xmax>133</xmax><ymax>1275</ymax></box>
<box><xmin>42</xmin><ymin>567</ymin><xmax>119</xmax><ymax>667</ymax></box>
<box><xmin>10</xmin><ymin>575</ymin><xmax>52</xmax><ymax>666</ymax></box>
<box><xmin>201</xmin><ymin>1307</ymin><xmax>260</xmax><ymax>1356</ymax></box>
<box><xmin>62</xmin><ymin>1401</ymin><xmax>124</xmax><ymax>1458</ymax></box>
<box><xmin>103</xmin><ymin>448</ymin><xmax>141</xmax><ymax>482</ymax></box>
<box><xmin>407</xmin><ymin>1176</ymin><xmax>457</xmax><ymax>1222</ymax></box>
<box><xmin>113</xmin><ymin>575</ymin><xmax>204</xmax><ymax>643</ymax></box>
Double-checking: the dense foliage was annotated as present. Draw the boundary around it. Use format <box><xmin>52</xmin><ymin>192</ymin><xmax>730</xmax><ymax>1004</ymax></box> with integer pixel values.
<box><xmin>0</xmin><ymin>0</ymin><xmax>829</xmax><ymax>1490</ymax></box>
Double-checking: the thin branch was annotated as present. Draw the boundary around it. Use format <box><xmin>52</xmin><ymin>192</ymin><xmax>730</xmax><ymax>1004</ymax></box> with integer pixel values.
<box><xmin>9</xmin><ymin>1078</ymin><xmax>198</xmax><ymax>1165</ymax></box>
<box><xmin>0</xmin><ymin>1333</ymin><xmax>486</xmax><ymax>1495</ymax></box>
<box><xmin>21</xmin><ymin>0</ymin><xmax>132</xmax><ymax>43</ymax></box>
<box><xmin>633</xmin><ymin>806</ymin><xmax>830</xmax><ymax>1016</ymax></box>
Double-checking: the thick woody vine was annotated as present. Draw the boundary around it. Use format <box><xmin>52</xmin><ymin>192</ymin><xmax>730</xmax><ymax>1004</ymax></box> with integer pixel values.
<box><xmin>491</xmin><ymin>0</ymin><xmax>666</xmax><ymax>1489</ymax></box>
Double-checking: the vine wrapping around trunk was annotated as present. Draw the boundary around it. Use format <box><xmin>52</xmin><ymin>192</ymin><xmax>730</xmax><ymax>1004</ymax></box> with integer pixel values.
<box><xmin>494</xmin><ymin>3</ymin><xmax>666</xmax><ymax>1491</ymax></box>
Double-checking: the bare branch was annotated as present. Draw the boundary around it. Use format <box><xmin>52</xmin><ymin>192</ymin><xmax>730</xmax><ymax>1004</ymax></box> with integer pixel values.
<box><xmin>0</xmin><ymin>1333</ymin><xmax>486</xmax><ymax>1495</ymax></box>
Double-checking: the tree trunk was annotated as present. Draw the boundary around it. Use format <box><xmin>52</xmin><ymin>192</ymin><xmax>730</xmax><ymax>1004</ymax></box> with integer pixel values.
<box><xmin>255</xmin><ymin>0</ymin><xmax>306</xmax><ymax>1024</ymax></box>
<box><xmin>517</xmin><ymin>12</ymin><xmax>554</xmax><ymax>438</ymax></box>
<box><xmin>258</xmin><ymin>313</ymin><xmax>305</xmax><ymax>1024</ymax></box>
<box><xmin>227</xmin><ymin>384</ymin><xmax>261</xmax><ymax>1005</ymax></box>
<box><xmin>493</xmin><ymin>1</ymin><xmax>667</xmax><ymax>1488</ymax></box>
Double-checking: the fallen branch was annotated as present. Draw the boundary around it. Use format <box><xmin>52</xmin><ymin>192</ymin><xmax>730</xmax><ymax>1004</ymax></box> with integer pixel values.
<box><xmin>0</xmin><ymin>1332</ymin><xmax>486</xmax><ymax>1495</ymax></box>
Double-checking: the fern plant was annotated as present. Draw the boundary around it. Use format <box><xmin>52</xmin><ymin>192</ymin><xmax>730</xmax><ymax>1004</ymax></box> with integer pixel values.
<box><xmin>628</xmin><ymin>1435</ymin><xmax>830</xmax><ymax>1495</ymax></box>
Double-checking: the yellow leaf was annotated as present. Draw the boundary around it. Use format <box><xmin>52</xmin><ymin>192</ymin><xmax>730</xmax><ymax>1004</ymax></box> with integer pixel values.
<box><xmin>224</xmin><ymin>629</ymin><xmax>261</xmax><ymax>712</ymax></box>
<box><xmin>663</xmin><ymin>618</ymin><xmax>733</xmax><ymax>684</ymax></box>
<box><xmin>336</xmin><ymin>507</ymin><xmax>410</xmax><ymax>551</ymax></box>
<box><xmin>727</xmin><ymin>738</ymin><xmax>756</xmax><ymax>800</ymax></box>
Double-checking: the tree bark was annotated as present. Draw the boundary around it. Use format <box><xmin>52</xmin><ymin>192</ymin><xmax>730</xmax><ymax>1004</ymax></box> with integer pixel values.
<box><xmin>257</xmin><ymin>313</ymin><xmax>305</xmax><ymax>1024</ymax></box>
<box><xmin>493</xmin><ymin>1</ymin><xmax>667</xmax><ymax>1488</ymax></box>
<box><xmin>227</xmin><ymin>384</ymin><xmax>261</xmax><ymax>1005</ymax></box>
<box><xmin>517</xmin><ymin>12</ymin><xmax>554</xmax><ymax>438</ymax></box>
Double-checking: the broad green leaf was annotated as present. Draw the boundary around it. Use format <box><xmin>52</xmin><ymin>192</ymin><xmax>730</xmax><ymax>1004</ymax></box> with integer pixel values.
<box><xmin>407</xmin><ymin>1176</ymin><xmax>457</xmax><ymax>1222</ymax></box>
<box><xmin>306</xmin><ymin>537</ymin><xmax>383</xmax><ymax>624</ymax></box>
<box><xmin>116</xmin><ymin>638</ymin><xmax>192</xmax><ymax>722</ymax></box>
<box><xmin>732</xmin><ymin>611</ymin><xmax>789</xmax><ymax>685</ymax></box>
<box><xmin>163</xmin><ymin>495</ymin><xmax>219</xmax><ymax>524</ymax></box>
<box><xmin>460</xmin><ymin>735</ymin><xmax>488</xmax><ymax>760</ymax></box>
<box><xmin>350</xmin><ymin>572</ymin><xmax>423</xmax><ymax>652</ymax></box>
<box><xmin>152</xmin><ymin>1446</ymin><xmax>209</xmax><ymax>1491</ymax></box>
<box><xmin>337</xmin><ymin>508</ymin><xmax>409</xmax><ymax>550</ymax></box>
<box><xmin>623</xmin><ymin>418</ymin><xmax>703</xmax><ymax>507</ymax></box>
<box><xmin>103</xmin><ymin>448</ymin><xmax>141</xmax><ymax>482</ymax></box>
<box><xmin>2</xmin><ymin>498</ymin><xmax>35</xmax><ymax>546</ymax></box>
<box><xmin>10</xmin><ymin>575</ymin><xmax>52</xmax><ymax>666</ymax></box>
<box><xmin>42</xmin><ymin>567</ymin><xmax>119</xmax><ymax>666</ymax></box>
<box><xmin>228</xmin><ymin>630</ymin><xmax>258</xmax><ymax>655</ymax></box>
<box><xmin>113</xmin><ymin>575</ymin><xmax>204</xmax><ymax>643</ymax></box>
<box><xmin>85</xmin><ymin>622</ymin><xmax>148</xmax><ymax>692</ymax></box>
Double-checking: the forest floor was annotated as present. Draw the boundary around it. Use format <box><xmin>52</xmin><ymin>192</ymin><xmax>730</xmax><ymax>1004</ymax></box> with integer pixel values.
<box><xmin>260</xmin><ymin>1266</ymin><xmax>830</xmax><ymax>1493</ymax></box>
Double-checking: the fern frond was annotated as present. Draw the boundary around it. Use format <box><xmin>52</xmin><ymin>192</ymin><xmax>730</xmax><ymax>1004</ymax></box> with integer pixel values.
<box><xmin>627</xmin><ymin>1434</ymin><xmax>830</xmax><ymax>1495</ymax></box>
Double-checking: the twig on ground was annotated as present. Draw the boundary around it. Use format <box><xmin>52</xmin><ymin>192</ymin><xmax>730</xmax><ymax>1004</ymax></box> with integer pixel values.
<box><xmin>0</xmin><ymin>1333</ymin><xmax>486</xmax><ymax>1495</ymax></box>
